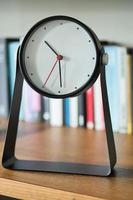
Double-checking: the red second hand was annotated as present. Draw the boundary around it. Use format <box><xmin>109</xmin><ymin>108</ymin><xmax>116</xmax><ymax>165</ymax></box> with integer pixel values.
<box><xmin>43</xmin><ymin>55</ymin><xmax>63</xmax><ymax>87</ymax></box>
<box><xmin>43</xmin><ymin>58</ymin><xmax>58</xmax><ymax>87</ymax></box>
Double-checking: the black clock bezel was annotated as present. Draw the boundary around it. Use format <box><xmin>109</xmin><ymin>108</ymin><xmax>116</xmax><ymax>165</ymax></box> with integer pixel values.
<box><xmin>19</xmin><ymin>15</ymin><xmax>102</xmax><ymax>99</ymax></box>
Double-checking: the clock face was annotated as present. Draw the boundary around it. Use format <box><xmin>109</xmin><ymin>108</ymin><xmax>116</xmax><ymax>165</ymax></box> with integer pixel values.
<box><xmin>19</xmin><ymin>16</ymin><xmax>100</xmax><ymax>98</ymax></box>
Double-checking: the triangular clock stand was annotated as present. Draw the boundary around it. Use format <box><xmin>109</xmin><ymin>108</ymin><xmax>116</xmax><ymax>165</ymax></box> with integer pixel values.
<box><xmin>2</xmin><ymin>49</ymin><xmax>117</xmax><ymax>176</ymax></box>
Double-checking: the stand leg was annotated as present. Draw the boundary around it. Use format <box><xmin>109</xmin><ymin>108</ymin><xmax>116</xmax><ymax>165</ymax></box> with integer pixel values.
<box><xmin>100</xmin><ymin>65</ymin><xmax>117</xmax><ymax>169</ymax></box>
<box><xmin>2</xmin><ymin>51</ymin><xmax>116</xmax><ymax>176</ymax></box>
<box><xmin>2</xmin><ymin>52</ymin><xmax>24</xmax><ymax>167</ymax></box>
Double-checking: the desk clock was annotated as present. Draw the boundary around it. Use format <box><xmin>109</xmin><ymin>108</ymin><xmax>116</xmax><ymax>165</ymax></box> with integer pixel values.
<box><xmin>2</xmin><ymin>16</ymin><xmax>116</xmax><ymax>176</ymax></box>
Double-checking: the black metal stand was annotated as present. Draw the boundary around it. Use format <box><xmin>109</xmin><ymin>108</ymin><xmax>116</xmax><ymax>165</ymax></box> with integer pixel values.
<box><xmin>2</xmin><ymin>49</ymin><xmax>116</xmax><ymax>176</ymax></box>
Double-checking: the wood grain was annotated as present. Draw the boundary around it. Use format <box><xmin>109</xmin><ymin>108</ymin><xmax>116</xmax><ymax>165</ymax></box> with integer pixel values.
<box><xmin>0</xmin><ymin>123</ymin><xmax>133</xmax><ymax>200</ymax></box>
<box><xmin>0</xmin><ymin>178</ymin><xmax>104</xmax><ymax>200</ymax></box>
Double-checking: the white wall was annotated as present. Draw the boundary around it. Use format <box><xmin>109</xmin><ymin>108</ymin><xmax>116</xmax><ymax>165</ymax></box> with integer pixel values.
<box><xmin>0</xmin><ymin>0</ymin><xmax>133</xmax><ymax>45</ymax></box>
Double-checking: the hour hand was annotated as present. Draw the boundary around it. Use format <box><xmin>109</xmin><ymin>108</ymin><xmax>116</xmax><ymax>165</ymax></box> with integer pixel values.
<box><xmin>45</xmin><ymin>41</ymin><xmax>58</xmax><ymax>56</ymax></box>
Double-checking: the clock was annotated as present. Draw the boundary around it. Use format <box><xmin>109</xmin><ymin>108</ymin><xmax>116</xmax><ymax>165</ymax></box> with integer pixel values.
<box><xmin>2</xmin><ymin>16</ymin><xmax>116</xmax><ymax>176</ymax></box>
<box><xmin>19</xmin><ymin>15</ymin><xmax>107</xmax><ymax>98</ymax></box>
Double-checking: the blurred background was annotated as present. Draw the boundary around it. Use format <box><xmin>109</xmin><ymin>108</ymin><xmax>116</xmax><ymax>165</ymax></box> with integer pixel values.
<box><xmin>0</xmin><ymin>0</ymin><xmax>133</xmax><ymax>134</ymax></box>
<box><xmin>0</xmin><ymin>0</ymin><xmax>133</xmax><ymax>44</ymax></box>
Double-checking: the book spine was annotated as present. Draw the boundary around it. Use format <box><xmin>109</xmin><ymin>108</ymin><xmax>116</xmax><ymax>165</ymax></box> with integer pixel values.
<box><xmin>130</xmin><ymin>49</ymin><xmax>133</xmax><ymax>134</ymax></box>
<box><xmin>94</xmin><ymin>77</ymin><xmax>105</xmax><ymax>131</ymax></box>
<box><xmin>0</xmin><ymin>39</ymin><xmax>9</xmax><ymax>118</ymax></box>
<box><xmin>42</xmin><ymin>96</ymin><xmax>50</xmax><ymax>123</ymax></box>
<box><xmin>78</xmin><ymin>94</ymin><xmax>86</xmax><ymax>127</ymax></box>
<box><xmin>118</xmin><ymin>47</ymin><xmax>128</xmax><ymax>133</ymax></box>
<box><xmin>23</xmin><ymin>82</ymin><xmax>32</xmax><ymax>122</ymax></box>
<box><xmin>69</xmin><ymin>97</ymin><xmax>78</xmax><ymax>128</ymax></box>
<box><xmin>23</xmin><ymin>82</ymin><xmax>41</xmax><ymax>122</ymax></box>
<box><xmin>63</xmin><ymin>98</ymin><xmax>70</xmax><ymax>127</ymax></box>
<box><xmin>7</xmin><ymin>40</ymin><xmax>25</xmax><ymax>120</ymax></box>
<box><xmin>50</xmin><ymin>99</ymin><xmax>63</xmax><ymax>127</ymax></box>
<box><xmin>30</xmin><ymin>89</ymin><xmax>41</xmax><ymax>122</ymax></box>
<box><xmin>127</xmin><ymin>54</ymin><xmax>132</xmax><ymax>134</ymax></box>
<box><xmin>86</xmin><ymin>87</ymin><xmax>94</xmax><ymax>129</ymax></box>
<box><xmin>105</xmin><ymin>45</ymin><xmax>121</xmax><ymax>133</ymax></box>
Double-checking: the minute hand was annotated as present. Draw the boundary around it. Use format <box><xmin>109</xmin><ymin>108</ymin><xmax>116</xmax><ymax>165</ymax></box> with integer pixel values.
<box><xmin>59</xmin><ymin>60</ymin><xmax>62</xmax><ymax>87</ymax></box>
<box><xmin>45</xmin><ymin>41</ymin><xmax>58</xmax><ymax>56</ymax></box>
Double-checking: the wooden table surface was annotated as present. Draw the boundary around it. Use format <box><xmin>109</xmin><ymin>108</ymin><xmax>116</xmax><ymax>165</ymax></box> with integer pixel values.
<box><xmin>0</xmin><ymin>123</ymin><xmax>133</xmax><ymax>200</ymax></box>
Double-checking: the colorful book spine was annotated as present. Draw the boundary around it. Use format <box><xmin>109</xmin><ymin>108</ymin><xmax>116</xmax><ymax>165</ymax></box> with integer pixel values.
<box><xmin>86</xmin><ymin>87</ymin><xmax>94</xmax><ymax>129</ymax></box>
<box><xmin>63</xmin><ymin>98</ymin><xmax>70</xmax><ymax>127</ymax></box>
<box><xmin>0</xmin><ymin>39</ymin><xmax>9</xmax><ymax>118</ymax></box>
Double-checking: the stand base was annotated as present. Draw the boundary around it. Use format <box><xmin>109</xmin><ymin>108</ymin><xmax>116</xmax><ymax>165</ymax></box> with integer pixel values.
<box><xmin>3</xmin><ymin>157</ymin><xmax>111</xmax><ymax>176</ymax></box>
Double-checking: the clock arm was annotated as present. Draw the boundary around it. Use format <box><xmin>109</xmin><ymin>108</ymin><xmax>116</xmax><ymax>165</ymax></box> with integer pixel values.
<box><xmin>100</xmin><ymin>63</ymin><xmax>117</xmax><ymax>169</ymax></box>
<box><xmin>2</xmin><ymin>47</ymin><xmax>24</xmax><ymax>165</ymax></box>
<box><xmin>59</xmin><ymin>60</ymin><xmax>62</xmax><ymax>87</ymax></box>
<box><xmin>45</xmin><ymin>41</ymin><xmax>58</xmax><ymax>56</ymax></box>
<box><xmin>43</xmin><ymin>59</ymin><xmax>58</xmax><ymax>87</ymax></box>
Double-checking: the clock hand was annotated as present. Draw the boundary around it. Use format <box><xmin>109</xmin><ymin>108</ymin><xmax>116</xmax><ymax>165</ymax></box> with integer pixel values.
<box><xmin>43</xmin><ymin>55</ymin><xmax>63</xmax><ymax>87</ymax></box>
<box><xmin>59</xmin><ymin>60</ymin><xmax>62</xmax><ymax>87</ymax></box>
<box><xmin>45</xmin><ymin>41</ymin><xmax>58</xmax><ymax>56</ymax></box>
<box><xmin>43</xmin><ymin>58</ymin><xmax>58</xmax><ymax>87</ymax></box>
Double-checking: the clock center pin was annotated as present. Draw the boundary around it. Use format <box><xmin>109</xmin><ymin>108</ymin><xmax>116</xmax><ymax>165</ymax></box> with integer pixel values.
<box><xmin>57</xmin><ymin>55</ymin><xmax>63</xmax><ymax>60</ymax></box>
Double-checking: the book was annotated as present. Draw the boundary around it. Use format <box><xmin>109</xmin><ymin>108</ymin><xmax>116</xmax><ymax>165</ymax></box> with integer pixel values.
<box><xmin>0</xmin><ymin>39</ymin><xmax>9</xmax><ymax>118</ymax></box>
<box><xmin>86</xmin><ymin>87</ymin><xmax>94</xmax><ymax>129</ymax></box>
<box><xmin>69</xmin><ymin>96</ymin><xmax>78</xmax><ymax>128</ymax></box>
<box><xmin>105</xmin><ymin>44</ymin><xmax>129</xmax><ymax>133</ymax></box>
<box><xmin>94</xmin><ymin>76</ymin><xmax>105</xmax><ymax>131</ymax></box>
<box><xmin>23</xmin><ymin>82</ymin><xmax>41</xmax><ymax>122</ymax></box>
<box><xmin>105</xmin><ymin>45</ymin><xmax>121</xmax><ymax>133</ymax></box>
<box><xmin>127</xmin><ymin>48</ymin><xmax>133</xmax><ymax>134</ymax></box>
<box><xmin>6</xmin><ymin>39</ymin><xmax>19</xmax><ymax>100</ymax></box>
<box><xmin>50</xmin><ymin>99</ymin><xmax>63</xmax><ymax>127</ymax></box>
<box><xmin>127</xmin><ymin>51</ymin><xmax>132</xmax><ymax>134</ymax></box>
<box><xmin>42</xmin><ymin>96</ymin><xmax>50</xmax><ymax>123</ymax></box>
<box><xmin>118</xmin><ymin>47</ymin><xmax>128</xmax><ymax>133</ymax></box>
<box><xmin>78</xmin><ymin>94</ymin><xmax>86</xmax><ymax>127</ymax></box>
<box><xmin>63</xmin><ymin>98</ymin><xmax>70</xmax><ymax>127</ymax></box>
<box><xmin>6</xmin><ymin>39</ymin><xmax>25</xmax><ymax>120</ymax></box>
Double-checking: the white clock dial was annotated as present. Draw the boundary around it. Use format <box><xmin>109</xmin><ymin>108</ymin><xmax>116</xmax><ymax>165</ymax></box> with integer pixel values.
<box><xmin>20</xmin><ymin>16</ymin><xmax>100</xmax><ymax>97</ymax></box>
